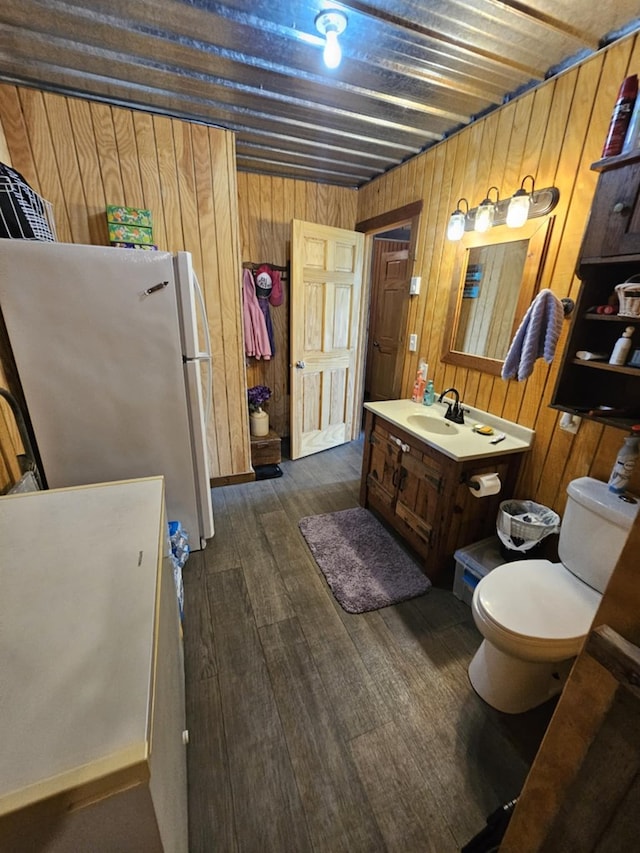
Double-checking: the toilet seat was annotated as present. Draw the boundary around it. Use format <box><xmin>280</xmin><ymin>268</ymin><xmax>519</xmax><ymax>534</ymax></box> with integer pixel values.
<box><xmin>472</xmin><ymin>559</ymin><xmax>601</xmax><ymax>662</ymax></box>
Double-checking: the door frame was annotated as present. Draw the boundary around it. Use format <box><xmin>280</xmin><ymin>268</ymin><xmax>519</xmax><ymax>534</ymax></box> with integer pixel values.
<box><xmin>351</xmin><ymin>201</ymin><xmax>423</xmax><ymax>439</ymax></box>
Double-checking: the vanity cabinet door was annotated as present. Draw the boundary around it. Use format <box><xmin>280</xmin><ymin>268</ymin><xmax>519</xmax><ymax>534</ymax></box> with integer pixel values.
<box><xmin>394</xmin><ymin>445</ymin><xmax>445</xmax><ymax>557</ymax></box>
<box><xmin>581</xmin><ymin>160</ymin><xmax>640</xmax><ymax>259</ymax></box>
<box><xmin>366</xmin><ymin>424</ymin><xmax>401</xmax><ymax>510</ymax></box>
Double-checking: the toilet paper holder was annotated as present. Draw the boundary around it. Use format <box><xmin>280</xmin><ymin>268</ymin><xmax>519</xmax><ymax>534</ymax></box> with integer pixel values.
<box><xmin>462</xmin><ymin>473</ymin><xmax>483</xmax><ymax>490</ymax></box>
<box><xmin>461</xmin><ymin>472</ymin><xmax>501</xmax><ymax>493</ymax></box>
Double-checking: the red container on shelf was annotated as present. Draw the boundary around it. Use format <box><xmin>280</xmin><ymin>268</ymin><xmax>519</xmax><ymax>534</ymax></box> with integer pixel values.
<box><xmin>602</xmin><ymin>74</ymin><xmax>638</xmax><ymax>158</ymax></box>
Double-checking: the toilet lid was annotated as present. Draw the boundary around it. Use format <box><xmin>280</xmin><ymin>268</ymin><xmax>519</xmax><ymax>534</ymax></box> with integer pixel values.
<box><xmin>476</xmin><ymin>560</ymin><xmax>601</xmax><ymax>640</ymax></box>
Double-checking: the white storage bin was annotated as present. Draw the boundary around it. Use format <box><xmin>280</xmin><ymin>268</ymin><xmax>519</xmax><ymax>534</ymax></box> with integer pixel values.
<box><xmin>453</xmin><ymin>536</ymin><xmax>505</xmax><ymax>605</ymax></box>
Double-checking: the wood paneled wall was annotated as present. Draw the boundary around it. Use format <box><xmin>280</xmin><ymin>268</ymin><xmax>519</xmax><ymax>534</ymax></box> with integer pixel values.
<box><xmin>237</xmin><ymin>172</ymin><xmax>357</xmax><ymax>437</ymax></box>
<box><xmin>0</xmin><ymin>83</ymin><xmax>251</xmax><ymax>491</ymax></box>
<box><xmin>357</xmin><ymin>32</ymin><xmax>640</xmax><ymax>514</ymax></box>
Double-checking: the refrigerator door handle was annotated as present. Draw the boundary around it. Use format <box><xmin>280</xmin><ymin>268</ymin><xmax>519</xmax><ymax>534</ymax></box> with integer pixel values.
<box><xmin>192</xmin><ymin>271</ymin><xmax>213</xmax><ymax>429</ymax></box>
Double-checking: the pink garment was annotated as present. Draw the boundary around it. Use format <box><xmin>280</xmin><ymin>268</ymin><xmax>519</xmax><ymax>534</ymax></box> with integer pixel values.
<box><xmin>242</xmin><ymin>268</ymin><xmax>272</xmax><ymax>359</ymax></box>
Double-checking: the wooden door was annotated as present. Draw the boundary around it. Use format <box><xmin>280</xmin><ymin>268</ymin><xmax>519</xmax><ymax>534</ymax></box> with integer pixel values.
<box><xmin>366</xmin><ymin>244</ymin><xmax>410</xmax><ymax>401</ymax></box>
<box><xmin>290</xmin><ymin>220</ymin><xmax>364</xmax><ymax>460</ymax></box>
<box><xmin>366</xmin><ymin>423</ymin><xmax>401</xmax><ymax>510</ymax></box>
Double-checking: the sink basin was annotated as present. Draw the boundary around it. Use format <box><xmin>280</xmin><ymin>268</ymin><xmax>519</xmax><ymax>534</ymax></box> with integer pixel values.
<box><xmin>406</xmin><ymin>414</ymin><xmax>460</xmax><ymax>435</ymax></box>
<box><xmin>364</xmin><ymin>398</ymin><xmax>535</xmax><ymax>462</ymax></box>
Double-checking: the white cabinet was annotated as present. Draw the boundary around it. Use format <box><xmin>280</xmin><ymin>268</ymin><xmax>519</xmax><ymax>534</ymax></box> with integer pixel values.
<box><xmin>0</xmin><ymin>477</ymin><xmax>188</xmax><ymax>852</ymax></box>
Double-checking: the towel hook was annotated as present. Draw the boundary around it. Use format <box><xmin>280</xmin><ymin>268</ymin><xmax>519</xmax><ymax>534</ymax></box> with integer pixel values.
<box><xmin>561</xmin><ymin>297</ymin><xmax>575</xmax><ymax>317</ymax></box>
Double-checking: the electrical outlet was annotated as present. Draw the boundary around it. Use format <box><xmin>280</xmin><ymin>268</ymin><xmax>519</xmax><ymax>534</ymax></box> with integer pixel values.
<box><xmin>409</xmin><ymin>276</ymin><xmax>421</xmax><ymax>295</ymax></box>
<box><xmin>408</xmin><ymin>333</ymin><xmax>417</xmax><ymax>351</ymax></box>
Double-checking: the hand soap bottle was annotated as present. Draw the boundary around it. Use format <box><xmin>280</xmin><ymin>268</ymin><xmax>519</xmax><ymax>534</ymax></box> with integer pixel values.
<box><xmin>423</xmin><ymin>379</ymin><xmax>435</xmax><ymax>406</ymax></box>
<box><xmin>608</xmin><ymin>426</ymin><xmax>640</xmax><ymax>494</ymax></box>
<box><xmin>609</xmin><ymin>326</ymin><xmax>634</xmax><ymax>365</ymax></box>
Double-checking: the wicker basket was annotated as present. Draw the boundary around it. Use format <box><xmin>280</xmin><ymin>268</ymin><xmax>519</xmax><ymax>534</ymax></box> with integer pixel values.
<box><xmin>615</xmin><ymin>275</ymin><xmax>640</xmax><ymax>319</ymax></box>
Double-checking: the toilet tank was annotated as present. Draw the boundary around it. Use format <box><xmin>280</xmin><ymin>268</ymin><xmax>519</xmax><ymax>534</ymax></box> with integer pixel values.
<box><xmin>560</xmin><ymin>476</ymin><xmax>639</xmax><ymax>593</ymax></box>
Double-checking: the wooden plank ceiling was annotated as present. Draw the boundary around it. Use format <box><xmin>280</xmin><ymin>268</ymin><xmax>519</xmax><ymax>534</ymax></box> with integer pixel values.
<box><xmin>0</xmin><ymin>1</ymin><xmax>639</xmax><ymax>187</ymax></box>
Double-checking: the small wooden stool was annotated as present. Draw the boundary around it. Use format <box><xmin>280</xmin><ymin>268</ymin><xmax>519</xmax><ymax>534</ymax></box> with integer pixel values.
<box><xmin>250</xmin><ymin>429</ymin><xmax>282</xmax><ymax>467</ymax></box>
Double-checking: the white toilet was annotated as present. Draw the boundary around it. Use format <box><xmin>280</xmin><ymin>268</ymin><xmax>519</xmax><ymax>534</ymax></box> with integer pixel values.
<box><xmin>468</xmin><ymin>476</ymin><xmax>638</xmax><ymax>714</ymax></box>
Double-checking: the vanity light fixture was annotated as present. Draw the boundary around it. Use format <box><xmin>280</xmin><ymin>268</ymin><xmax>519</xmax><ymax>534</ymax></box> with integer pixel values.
<box><xmin>315</xmin><ymin>9</ymin><xmax>348</xmax><ymax>70</ymax></box>
<box><xmin>506</xmin><ymin>175</ymin><xmax>535</xmax><ymax>228</ymax></box>
<box><xmin>445</xmin><ymin>181</ymin><xmax>560</xmax><ymax>240</ymax></box>
<box><xmin>474</xmin><ymin>187</ymin><xmax>499</xmax><ymax>233</ymax></box>
<box><xmin>446</xmin><ymin>198</ymin><xmax>469</xmax><ymax>242</ymax></box>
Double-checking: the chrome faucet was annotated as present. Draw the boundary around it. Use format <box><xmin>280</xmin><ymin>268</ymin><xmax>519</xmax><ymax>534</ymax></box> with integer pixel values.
<box><xmin>438</xmin><ymin>387</ymin><xmax>467</xmax><ymax>424</ymax></box>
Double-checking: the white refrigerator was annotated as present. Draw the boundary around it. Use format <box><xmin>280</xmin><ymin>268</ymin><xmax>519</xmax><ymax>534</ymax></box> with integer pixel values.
<box><xmin>0</xmin><ymin>241</ymin><xmax>214</xmax><ymax>548</ymax></box>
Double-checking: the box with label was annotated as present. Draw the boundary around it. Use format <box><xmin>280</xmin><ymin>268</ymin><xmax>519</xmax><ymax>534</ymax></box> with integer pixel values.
<box><xmin>108</xmin><ymin>222</ymin><xmax>155</xmax><ymax>245</ymax></box>
<box><xmin>112</xmin><ymin>242</ymin><xmax>159</xmax><ymax>251</ymax></box>
<box><xmin>453</xmin><ymin>536</ymin><xmax>505</xmax><ymax>605</ymax></box>
<box><xmin>106</xmin><ymin>205</ymin><xmax>153</xmax><ymax>228</ymax></box>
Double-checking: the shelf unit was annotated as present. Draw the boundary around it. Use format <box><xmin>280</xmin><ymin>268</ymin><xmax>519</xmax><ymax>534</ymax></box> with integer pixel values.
<box><xmin>551</xmin><ymin>151</ymin><xmax>640</xmax><ymax>429</ymax></box>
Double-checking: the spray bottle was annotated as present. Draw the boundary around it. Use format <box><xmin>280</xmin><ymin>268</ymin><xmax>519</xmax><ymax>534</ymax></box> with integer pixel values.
<box><xmin>608</xmin><ymin>425</ymin><xmax>640</xmax><ymax>494</ymax></box>
<box><xmin>411</xmin><ymin>361</ymin><xmax>428</xmax><ymax>402</ymax></box>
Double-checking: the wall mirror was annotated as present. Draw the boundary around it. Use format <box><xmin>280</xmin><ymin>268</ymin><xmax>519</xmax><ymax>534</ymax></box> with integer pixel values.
<box><xmin>441</xmin><ymin>217</ymin><xmax>554</xmax><ymax>376</ymax></box>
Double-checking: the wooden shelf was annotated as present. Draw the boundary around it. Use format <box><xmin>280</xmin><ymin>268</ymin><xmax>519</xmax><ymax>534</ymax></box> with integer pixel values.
<box><xmin>584</xmin><ymin>313</ymin><xmax>640</xmax><ymax>322</ymax></box>
<box><xmin>551</xmin><ymin>154</ymin><xmax>640</xmax><ymax>429</ymax></box>
<box><xmin>570</xmin><ymin>358</ymin><xmax>640</xmax><ymax>376</ymax></box>
<box><xmin>591</xmin><ymin>150</ymin><xmax>640</xmax><ymax>173</ymax></box>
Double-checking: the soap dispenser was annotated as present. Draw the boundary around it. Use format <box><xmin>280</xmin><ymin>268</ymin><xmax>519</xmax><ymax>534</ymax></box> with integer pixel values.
<box><xmin>609</xmin><ymin>326</ymin><xmax>635</xmax><ymax>365</ymax></box>
<box><xmin>423</xmin><ymin>379</ymin><xmax>435</xmax><ymax>406</ymax></box>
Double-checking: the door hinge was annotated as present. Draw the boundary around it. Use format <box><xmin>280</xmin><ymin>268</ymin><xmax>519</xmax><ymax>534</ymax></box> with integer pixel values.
<box><xmin>424</xmin><ymin>472</ymin><xmax>443</xmax><ymax>493</ymax></box>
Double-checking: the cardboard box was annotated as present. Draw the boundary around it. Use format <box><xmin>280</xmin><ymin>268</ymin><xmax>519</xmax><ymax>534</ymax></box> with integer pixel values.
<box><xmin>250</xmin><ymin>430</ymin><xmax>281</xmax><ymax>466</ymax></box>
<box><xmin>108</xmin><ymin>222</ymin><xmax>154</xmax><ymax>245</ymax></box>
<box><xmin>112</xmin><ymin>242</ymin><xmax>159</xmax><ymax>250</ymax></box>
<box><xmin>106</xmin><ymin>205</ymin><xmax>152</xmax><ymax>227</ymax></box>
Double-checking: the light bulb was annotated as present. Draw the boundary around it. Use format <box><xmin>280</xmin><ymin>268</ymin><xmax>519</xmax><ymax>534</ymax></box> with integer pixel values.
<box><xmin>474</xmin><ymin>202</ymin><xmax>495</xmax><ymax>233</ymax></box>
<box><xmin>506</xmin><ymin>191</ymin><xmax>530</xmax><ymax>228</ymax></box>
<box><xmin>447</xmin><ymin>211</ymin><xmax>466</xmax><ymax>241</ymax></box>
<box><xmin>316</xmin><ymin>10</ymin><xmax>347</xmax><ymax>70</ymax></box>
<box><xmin>323</xmin><ymin>29</ymin><xmax>342</xmax><ymax>69</ymax></box>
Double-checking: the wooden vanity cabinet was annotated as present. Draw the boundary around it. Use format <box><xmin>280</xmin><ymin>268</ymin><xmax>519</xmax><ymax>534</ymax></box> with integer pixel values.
<box><xmin>360</xmin><ymin>410</ymin><xmax>524</xmax><ymax>581</ymax></box>
<box><xmin>550</xmin><ymin>152</ymin><xmax>640</xmax><ymax>428</ymax></box>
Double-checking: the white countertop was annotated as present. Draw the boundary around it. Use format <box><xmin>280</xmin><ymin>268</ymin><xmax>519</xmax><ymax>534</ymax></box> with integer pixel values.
<box><xmin>364</xmin><ymin>398</ymin><xmax>535</xmax><ymax>461</ymax></box>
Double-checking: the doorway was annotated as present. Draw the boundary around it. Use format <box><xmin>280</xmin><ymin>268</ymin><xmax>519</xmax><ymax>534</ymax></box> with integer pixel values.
<box><xmin>356</xmin><ymin>201</ymin><xmax>422</xmax><ymax>409</ymax></box>
<box><xmin>364</xmin><ymin>226</ymin><xmax>411</xmax><ymax>402</ymax></box>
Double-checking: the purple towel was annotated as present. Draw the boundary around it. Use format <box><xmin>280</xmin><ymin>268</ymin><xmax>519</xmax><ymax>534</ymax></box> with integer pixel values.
<box><xmin>502</xmin><ymin>289</ymin><xmax>564</xmax><ymax>381</ymax></box>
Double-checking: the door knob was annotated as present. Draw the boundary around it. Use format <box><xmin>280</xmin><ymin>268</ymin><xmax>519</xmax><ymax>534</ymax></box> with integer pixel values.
<box><xmin>295</xmin><ymin>360</ymin><xmax>305</xmax><ymax>369</ymax></box>
<box><xmin>373</xmin><ymin>340</ymin><xmax>380</xmax><ymax>348</ymax></box>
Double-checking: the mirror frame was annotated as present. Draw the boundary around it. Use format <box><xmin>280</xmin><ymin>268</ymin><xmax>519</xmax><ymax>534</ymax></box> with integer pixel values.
<box><xmin>441</xmin><ymin>216</ymin><xmax>555</xmax><ymax>376</ymax></box>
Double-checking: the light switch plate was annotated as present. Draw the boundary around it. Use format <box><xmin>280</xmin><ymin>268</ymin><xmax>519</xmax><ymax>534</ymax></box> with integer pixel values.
<box><xmin>409</xmin><ymin>276</ymin><xmax>421</xmax><ymax>295</ymax></box>
<box><xmin>409</xmin><ymin>333</ymin><xmax>417</xmax><ymax>351</ymax></box>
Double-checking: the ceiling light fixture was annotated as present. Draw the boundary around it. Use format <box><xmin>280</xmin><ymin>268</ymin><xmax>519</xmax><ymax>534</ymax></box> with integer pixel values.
<box><xmin>446</xmin><ymin>198</ymin><xmax>470</xmax><ymax>242</ymax></box>
<box><xmin>506</xmin><ymin>175</ymin><xmax>535</xmax><ymax>228</ymax></box>
<box><xmin>445</xmin><ymin>180</ymin><xmax>560</xmax><ymax>240</ymax></box>
<box><xmin>315</xmin><ymin>9</ymin><xmax>348</xmax><ymax>70</ymax></box>
<box><xmin>474</xmin><ymin>187</ymin><xmax>499</xmax><ymax>233</ymax></box>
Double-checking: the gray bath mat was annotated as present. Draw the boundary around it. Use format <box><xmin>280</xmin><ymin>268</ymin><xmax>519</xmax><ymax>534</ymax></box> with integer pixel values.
<box><xmin>298</xmin><ymin>506</ymin><xmax>431</xmax><ymax>614</ymax></box>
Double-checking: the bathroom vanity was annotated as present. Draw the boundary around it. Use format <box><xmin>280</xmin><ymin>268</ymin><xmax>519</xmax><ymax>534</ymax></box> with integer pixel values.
<box><xmin>359</xmin><ymin>399</ymin><xmax>534</xmax><ymax>581</ymax></box>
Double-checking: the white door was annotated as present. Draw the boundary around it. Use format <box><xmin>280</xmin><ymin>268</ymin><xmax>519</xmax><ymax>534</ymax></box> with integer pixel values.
<box><xmin>290</xmin><ymin>220</ymin><xmax>365</xmax><ymax>460</ymax></box>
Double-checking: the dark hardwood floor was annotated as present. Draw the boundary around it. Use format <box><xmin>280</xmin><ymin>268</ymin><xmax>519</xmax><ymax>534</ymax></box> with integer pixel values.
<box><xmin>183</xmin><ymin>438</ymin><xmax>553</xmax><ymax>852</ymax></box>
